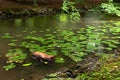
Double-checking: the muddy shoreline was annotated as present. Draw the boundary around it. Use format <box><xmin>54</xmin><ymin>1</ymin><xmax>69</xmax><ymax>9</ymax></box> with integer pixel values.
<box><xmin>0</xmin><ymin>0</ymin><xmax>62</xmax><ymax>19</ymax></box>
<box><xmin>0</xmin><ymin>0</ymin><xmax>107</xmax><ymax>19</ymax></box>
<box><xmin>41</xmin><ymin>54</ymin><xmax>120</xmax><ymax>80</ymax></box>
<box><xmin>0</xmin><ymin>8</ymin><xmax>62</xmax><ymax>19</ymax></box>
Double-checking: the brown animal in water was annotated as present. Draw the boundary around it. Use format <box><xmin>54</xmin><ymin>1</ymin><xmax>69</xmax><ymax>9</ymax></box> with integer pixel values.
<box><xmin>31</xmin><ymin>51</ymin><xmax>55</xmax><ymax>63</ymax></box>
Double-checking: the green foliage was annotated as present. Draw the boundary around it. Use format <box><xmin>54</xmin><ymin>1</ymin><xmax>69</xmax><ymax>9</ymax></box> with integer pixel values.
<box><xmin>42</xmin><ymin>54</ymin><xmax>120</xmax><ymax>80</ymax></box>
<box><xmin>22</xmin><ymin>63</ymin><xmax>32</xmax><ymax>66</ymax></box>
<box><xmin>2</xmin><ymin>33</ymin><xmax>13</xmax><ymax>39</ymax></box>
<box><xmin>55</xmin><ymin>57</ymin><xmax>64</xmax><ymax>63</ymax></box>
<box><xmin>62</xmin><ymin>0</ymin><xmax>75</xmax><ymax>12</ymax></box>
<box><xmin>20</xmin><ymin>36</ymin><xmax>57</xmax><ymax>56</ymax></box>
<box><xmin>6</xmin><ymin>49</ymin><xmax>27</xmax><ymax>63</ymax></box>
<box><xmin>4</xmin><ymin>49</ymin><xmax>28</xmax><ymax>70</ymax></box>
<box><xmin>3</xmin><ymin>63</ymin><xmax>16</xmax><ymax>71</ymax></box>
<box><xmin>8</xmin><ymin>43</ymin><xmax>17</xmax><ymax>46</ymax></box>
<box><xmin>101</xmin><ymin>2</ymin><xmax>120</xmax><ymax>16</ymax></box>
<box><xmin>62</xmin><ymin>0</ymin><xmax>80</xmax><ymax>20</ymax></box>
<box><xmin>19</xmin><ymin>22</ymin><xmax>119</xmax><ymax>62</ymax></box>
<box><xmin>3</xmin><ymin>22</ymin><xmax>120</xmax><ymax>70</ymax></box>
<box><xmin>76</xmin><ymin>54</ymin><xmax>120</xmax><ymax>80</ymax></box>
<box><xmin>59</xmin><ymin>14</ymin><xmax>68</xmax><ymax>21</ymax></box>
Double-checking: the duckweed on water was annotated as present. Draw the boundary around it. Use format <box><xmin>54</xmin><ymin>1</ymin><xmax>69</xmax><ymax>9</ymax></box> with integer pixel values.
<box><xmin>6</xmin><ymin>49</ymin><xmax>27</xmax><ymax>63</ymax></box>
<box><xmin>22</xmin><ymin>63</ymin><xmax>32</xmax><ymax>67</ymax></box>
<box><xmin>8</xmin><ymin>43</ymin><xmax>17</xmax><ymax>46</ymax></box>
<box><xmin>3</xmin><ymin>22</ymin><xmax>120</xmax><ymax>70</ymax></box>
<box><xmin>1</xmin><ymin>33</ymin><xmax>13</xmax><ymax>39</ymax></box>
<box><xmin>3</xmin><ymin>63</ymin><xmax>16</xmax><ymax>71</ymax></box>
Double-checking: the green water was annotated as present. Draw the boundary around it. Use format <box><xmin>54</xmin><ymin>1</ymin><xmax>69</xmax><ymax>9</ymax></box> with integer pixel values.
<box><xmin>0</xmin><ymin>15</ymin><xmax>77</xmax><ymax>80</ymax></box>
<box><xmin>0</xmin><ymin>14</ymin><xmax>120</xmax><ymax>80</ymax></box>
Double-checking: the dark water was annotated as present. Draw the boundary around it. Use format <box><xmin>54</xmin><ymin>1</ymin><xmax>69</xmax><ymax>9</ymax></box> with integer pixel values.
<box><xmin>0</xmin><ymin>14</ymin><xmax>120</xmax><ymax>80</ymax></box>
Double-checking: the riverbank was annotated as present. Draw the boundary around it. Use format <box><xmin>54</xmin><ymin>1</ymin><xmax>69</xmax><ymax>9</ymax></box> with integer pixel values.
<box><xmin>0</xmin><ymin>0</ymin><xmax>108</xmax><ymax>19</ymax></box>
<box><xmin>0</xmin><ymin>0</ymin><xmax>62</xmax><ymax>19</ymax></box>
<box><xmin>42</xmin><ymin>52</ymin><xmax>120</xmax><ymax>80</ymax></box>
<box><xmin>0</xmin><ymin>8</ymin><xmax>61</xmax><ymax>19</ymax></box>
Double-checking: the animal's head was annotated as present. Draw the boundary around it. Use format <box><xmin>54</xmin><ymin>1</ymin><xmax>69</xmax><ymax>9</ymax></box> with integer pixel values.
<box><xmin>49</xmin><ymin>56</ymin><xmax>55</xmax><ymax>62</ymax></box>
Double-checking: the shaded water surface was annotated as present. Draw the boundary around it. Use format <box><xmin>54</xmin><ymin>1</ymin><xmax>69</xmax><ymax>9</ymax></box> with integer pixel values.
<box><xmin>0</xmin><ymin>14</ymin><xmax>120</xmax><ymax>80</ymax></box>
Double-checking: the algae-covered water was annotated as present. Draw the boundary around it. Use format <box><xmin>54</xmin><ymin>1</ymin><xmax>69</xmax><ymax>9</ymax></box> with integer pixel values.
<box><xmin>0</xmin><ymin>13</ymin><xmax>120</xmax><ymax>80</ymax></box>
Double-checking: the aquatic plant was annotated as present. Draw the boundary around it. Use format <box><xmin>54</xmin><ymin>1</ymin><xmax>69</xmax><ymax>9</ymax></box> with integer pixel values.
<box><xmin>22</xmin><ymin>63</ymin><xmax>32</xmax><ymax>67</ymax></box>
<box><xmin>1</xmin><ymin>33</ymin><xmax>13</xmax><ymax>39</ymax></box>
<box><xmin>20</xmin><ymin>22</ymin><xmax>119</xmax><ymax>63</ymax></box>
<box><xmin>55</xmin><ymin>57</ymin><xmax>64</xmax><ymax>63</ymax></box>
<box><xmin>3</xmin><ymin>49</ymin><xmax>28</xmax><ymax>70</ymax></box>
<box><xmin>6</xmin><ymin>49</ymin><xmax>27</xmax><ymax>63</ymax></box>
<box><xmin>3</xmin><ymin>22</ymin><xmax>120</xmax><ymax>71</ymax></box>
<box><xmin>3</xmin><ymin>63</ymin><xmax>16</xmax><ymax>71</ymax></box>
<box><xmin>8</xmin><ymin>43</ymin><xmax>17</xmax><ymax>46</ymax></box>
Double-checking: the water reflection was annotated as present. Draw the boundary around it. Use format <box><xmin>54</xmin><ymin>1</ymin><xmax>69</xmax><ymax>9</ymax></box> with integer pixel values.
<box><xmin>0</xmin><ymin>14</ymin><xmax>120</xmax><ymax>80</ymax></box>
<box><xmin>0</xmin><ymin>15</ymin><xmax>76</xmax><ymax>80</ymax></box>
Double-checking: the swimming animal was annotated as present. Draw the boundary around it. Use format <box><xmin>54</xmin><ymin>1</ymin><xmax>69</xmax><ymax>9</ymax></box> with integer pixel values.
<box><xmin>31</xmin><ymin>51</ymin><xmax>55</xmax><ymax>63</ymax></box>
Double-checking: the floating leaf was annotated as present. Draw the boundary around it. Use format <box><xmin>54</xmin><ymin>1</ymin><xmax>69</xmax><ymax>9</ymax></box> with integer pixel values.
<box><xmin>6</xmin><ymin>49</ymin><xmax>27</xmax><ymax>63</ymax></box>
<box><xmin>3</xmin><ymin>63</ymin><xmax>16</xmax><ymax>71</ymax></box>
<box><xmin>2</xmin><ymin>33</ymin><xmax>13</xmax><ymax>39</ymax></box>
<box><xmin>22</xmin><ymin>63</ymin><xmax>32</xmax><ymax>67</ymax></box>
<box><xmin>55</xmin><ymin>57</ymin><xmax>64</xmax><ymax>63</ymax></box>
<box><xmin>105</xmin><ymin>47</ymin><xmax>113</xmax><ymax>50</ymax></box>
<box><xmin>8</xmin><ymin>43</ymin><xmax>17</xmax><ymax>46</ymax></box>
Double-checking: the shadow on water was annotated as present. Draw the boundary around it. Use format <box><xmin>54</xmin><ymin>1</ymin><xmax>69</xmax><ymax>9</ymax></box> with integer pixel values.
<box><xmin>0</xmin><ymin>13</ymin><xmax>120</xmax><ymax>80</ymax></box>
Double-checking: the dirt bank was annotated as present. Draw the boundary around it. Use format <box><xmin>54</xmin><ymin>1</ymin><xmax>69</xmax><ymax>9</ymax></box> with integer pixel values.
<box><xmin>0</xmin><ymin>0</ymin><xmax>107</xmax><ymax>19</ymax></box>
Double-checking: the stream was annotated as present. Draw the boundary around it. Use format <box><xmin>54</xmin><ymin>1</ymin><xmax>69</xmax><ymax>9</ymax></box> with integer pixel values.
<box><xmin>0</xmin><ymin>13</ymin><xmax>120</xmax><ymax>80</ymax></box>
